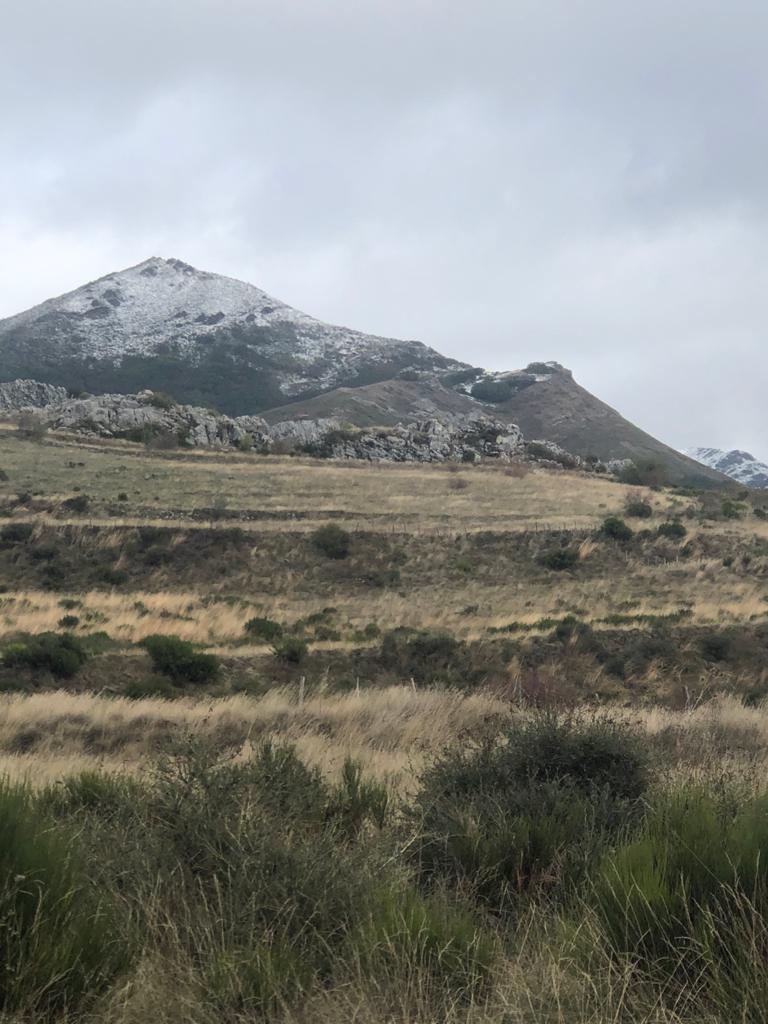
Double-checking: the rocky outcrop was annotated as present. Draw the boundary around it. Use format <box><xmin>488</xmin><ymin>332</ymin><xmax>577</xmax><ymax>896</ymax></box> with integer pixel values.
<box><xmin>304</xmin><ymin>418</ymin><xmax>525</xmax><ymax>463</ymax></box>
<box><xmin>0</xmin><ymin>379</ymin><xmax>67</xmax><ymax>413</ymax></box>
<box><xmin>39</xmin><ymin>391</ymin><xmax>270</xmax><ymax>449</ymax></box>
<box><xmin>0</xmin><ymin>380</ymin><xmax>591</xmax><ymax>468</ymax></box>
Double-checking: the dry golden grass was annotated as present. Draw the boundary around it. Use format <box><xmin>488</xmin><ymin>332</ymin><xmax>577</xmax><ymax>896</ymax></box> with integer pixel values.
<box><xmin>1</xmin><ymin>688</ymin><xmax>766</xmax><ymax>795</ymax></box>
<box><xmin>0</xmin><ymin>430</ymin><xmax>673</xmax><ymax>529</ymax></box>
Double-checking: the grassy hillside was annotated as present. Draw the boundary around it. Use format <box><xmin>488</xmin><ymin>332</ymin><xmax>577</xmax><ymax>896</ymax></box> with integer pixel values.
<box><xmin>0</xmin><ymin>426</ymin><xmax>766</xmax><ymax>1021</ymax></box>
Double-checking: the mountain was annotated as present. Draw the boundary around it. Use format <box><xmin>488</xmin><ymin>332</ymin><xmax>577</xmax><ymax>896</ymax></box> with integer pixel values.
<box><xmin>0</xmin><ymin>257</ymin><xmax>460</xmax><ymax>415</ymax></box>
<box><xmin>685</xmin><ymin>448</ymin><xmax>768</xmax><ymax>489</ymax></box>
<box><xmin>262</xmin><ymin>364</ymin><xmax>727</xmax><ymax>487</ymax></box>
<box><xmin>0</xmin><ymin>256</ymin><xmax>729</xmax><ymax>487</ymax></box>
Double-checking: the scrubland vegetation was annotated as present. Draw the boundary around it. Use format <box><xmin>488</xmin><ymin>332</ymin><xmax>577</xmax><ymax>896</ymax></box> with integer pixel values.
<box><xmin>0</xmin><ymin>425</ymin><xmax>767</xmax><ymax>1020</ymax></box>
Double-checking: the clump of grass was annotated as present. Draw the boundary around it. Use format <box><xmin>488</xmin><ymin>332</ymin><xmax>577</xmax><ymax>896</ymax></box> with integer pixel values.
<box><xmin>0</xmin><ymin>780</ymin><xmax>129</xmax><ymax>1016</ymax></box>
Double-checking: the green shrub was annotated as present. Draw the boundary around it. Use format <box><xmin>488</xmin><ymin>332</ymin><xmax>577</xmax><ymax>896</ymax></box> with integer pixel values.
<box><xmin>539</xmin><ymin>547</ymin><xmax>579</xmax><ymax>571</ymax></box>
<box><xmin>61</xmin><ymin>494</ymin><xmax>90</xmax><ymax>514</ymax></box>
<box><xmin>0</xmin><ymin>522</ymin><xmax>33</xmax><ymax>544</ymax></box>
<box><xmin>619</xmin><ymin>459</ymin><xmax>668</xmax><ymax>487</ymax></box>
<box><xmin>722</xmin><ymin>499</ymin><xmax>744</xmax><ymax>520</ymax></box>
<box><xmin>327</xmin><ymin>758</ymin><xmax>390</xmax><ymax>837</ymax></box>
<box><xmin>57</xmin><ymin>614</ymin><xmax>79</xmax><ymax>629</ymax></box>
<box><xmin>3</xmin><ymin>632</ymin><xmax>88</xmax><ymax>678</ymax></box>
<box><xmin>590</xmin><ymin>786</ymin><xmax>768</xmax><ymax>993</ymax></box>
<box><xmin>624</xmin><ymin>498</ymin><xmax>653</xmax><ymax>519</ymax></box>
<box><xmin>140</xmin><ymin>634</ymin><xmax>219</xmax><ymax>684</ymax></box>
<box><xmin>409</xmin><ymin>713</ymin><xmax>649</xmax><ymax>906</ymax></box>
<box><xmin>657</xmin><ymin>520</ymin><xmax>687</xmax><ymax>540</ymax></box>
<box><xmin>311</xmin><ymin>523</ymin><xmax>351</xmax><ymax>560</ymax></box>
<box><xmin>243</xmin><ymin>616</ymin><xmax>283</xmax><ymax>642</ymax></box>
<box><xmin>272</xmin><ymin>636</ymin><xmax>309</xmax><ymax>664</ymax></box>
<box><xmin>701</xmin><ymin>631</ymin><xmax>732</xmax><ymax>662</ymax></box>
<box><xmin>380</xmin><ymin>629</ymin><xmax>461</xmax><ymax>684</ymax></box>
<box><xmin>600</xmin><ymin>516</ymin><xmax>633</xmax><ymax>542</ymax></box>
<box><xmin>98</xmin><ymin>567</ymin><xmax>128</xmax><ymax>586</ymax></box>
<box><xmin>0</xmin><ymin>782</ymin><xmax>128</xmax><ymax>1014</ymax></box>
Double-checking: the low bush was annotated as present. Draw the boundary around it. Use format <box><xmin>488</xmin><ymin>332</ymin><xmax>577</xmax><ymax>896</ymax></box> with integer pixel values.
<box><xmin>380</xmin><ymin>629</ymin><xmax>462</xmax><ymax>684</ymax></box>
<box><xmin>0</xmin><ymin>522</ymin><xmax>33</xmax><ymax>544</ymax></box>
<box><xmin>61</xmin><ymin>494</ymin><xmax>90</xmax><ymax>514</ymax></box>
<box><xmin>539</xmin><ymin>547</ymin><xmax>579</xmax><ymax>571</ymax></box>
<box><xmin>657</xmin><ymin>519</ymin><xmax>687</xmax><ymax>540</ymax></box>
<box><xmin>409</xmin><ymin>713</ymin><xmax>649</xmax><ymax>907</ymax></box>
<box><xmin>243</xmin><ymin>616</ymin><xmax>283</xmax><ymax>642</ymax></box>
<box><xmin>2</xmin><ymin>632</ymin><xmax>88</xmax><ymax>678</ymax></box>
<box><xmin>140</xmin><ymin>634</ymin><xmax>219</xmax><ymax>684</ymax></box>
<box><xmin>272</xmin><ymin>636</ymin><xmax>308</xmax><ymax>664</ymax></box>
<box><xmin>311</xmin><ymin>523</ymin><xmax>351</xmax><ymax>560</ymax></box>
<box><xmin>600</xmin><ymin>516</ymin><xmax>633</xmax><ymax>542</ymax></box>
<box><xmin>624</xmin><ymin>497</ymin><xmax>653</xmax><ymax>519</ymax></box>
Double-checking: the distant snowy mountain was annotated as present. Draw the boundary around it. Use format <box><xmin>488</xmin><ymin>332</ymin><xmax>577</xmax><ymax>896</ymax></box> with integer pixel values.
<box><xmin>685</xmin><ymin>447</ymin><xmax>768</xmax><ymax>488</ymax></box>
<box><xmin>0</xmin><ymin>257</ymin><xmax>460</xmax><ymax>414</ymax></box>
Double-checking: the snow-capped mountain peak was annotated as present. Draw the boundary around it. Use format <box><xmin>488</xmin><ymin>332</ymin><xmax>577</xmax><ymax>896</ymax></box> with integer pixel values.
<box><xmin>685</xmin><ymin>447</ymin><xmax>768</xmax><ymax>488</ymax></box>
<box><xmin>0</xmin><ymin>257</ymin><xmax>460</xmax><ymax>413</ymax></box>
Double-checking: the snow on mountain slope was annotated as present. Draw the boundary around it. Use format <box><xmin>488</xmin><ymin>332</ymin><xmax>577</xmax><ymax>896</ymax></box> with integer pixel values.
<box><xmin>0</xmin><ymin>257</ymin><xmax>460</xmax><ymax>414</ymax></box>
<box><xmin>685</xmin><ymin>448</ymin><xmax>768</xmax><ymax>488</ymax></box>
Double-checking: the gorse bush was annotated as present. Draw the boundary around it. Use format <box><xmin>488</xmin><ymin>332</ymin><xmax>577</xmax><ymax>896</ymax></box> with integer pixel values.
<box><xmin>311</xmin><ymin>523</ymin><xmax>351</xmax><ymax>559</ymax></box>
<box><xmin>380</xmin><ymin>628</ymin><xmax>462</xmax><ymax>684</ymax></box>
<box><xmin>0</xmin><ymin>522</ymin><xmax>33</xmax><ymax>544</ymax></box>
<box><xmin>409</xmin><ymin>712</ymin><xmax>649</xmax><ymax>907</ymax></box>
<box><xmin>140</xmin><ymin>634</ymin><xmax>219</xmax><ymax>684</ymax></box>
<box><xmin>657</xmin><ymin>519</ymin><xmax>687</xmax><ymax>540</ymax></box>
<box><xmin>600</xmin><ymin>516</ymin><xmax>633</xmax><ymax>542</ymax></box>
<box><xmin>539</xmin><ymin>547</ymin><xmax>579</xmax><ymax>571</ymax></box>
<box><xmin>624</xmin><ymin>497</ymin><xmax>653</xmax><ymax>519</ymax></box>
<box><xmin>243</xmin><ymin>616</ymin><xmax>283</xmax><ymax>642</ymax></box>
<box><xmin>272</xmin><ymin>635</ymin><xmax>308</xmax><ymax>664</ymax></box>
<box><xmin>2</xmin><ymin>632</ymin><xmax>88</xmax><ymax>678</ymax></box>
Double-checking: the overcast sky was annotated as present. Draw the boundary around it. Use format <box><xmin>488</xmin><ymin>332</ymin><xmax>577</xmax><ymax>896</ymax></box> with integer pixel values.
<box><xmin>2</xmin><ymin>0</ymin><xmax>766</xmax><ymax>456</ymax></box>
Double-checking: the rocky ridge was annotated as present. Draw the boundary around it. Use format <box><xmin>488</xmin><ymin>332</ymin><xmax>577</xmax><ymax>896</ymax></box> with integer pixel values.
<box><xmin>0</xmin><ymin>381</ymin><xmax>591</xmax><ymax>468</ymax></box>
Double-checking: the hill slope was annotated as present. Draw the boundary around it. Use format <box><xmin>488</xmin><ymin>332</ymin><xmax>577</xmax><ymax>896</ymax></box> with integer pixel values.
<box><xmin>0</xmin><ymin>257</ymin><xmax>460</xmax><ymax>414</ymax></box>
<box><xmin>261</xmin><ymin>365</ymin><xmax>727</xmax><ymax>487</ymax></box>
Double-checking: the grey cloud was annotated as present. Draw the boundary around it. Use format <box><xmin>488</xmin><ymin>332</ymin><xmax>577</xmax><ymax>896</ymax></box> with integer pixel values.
<box><xmin>1</xmin><ymin>0</ymin><xmax>766</xmax><ymax>456</ymax></box>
